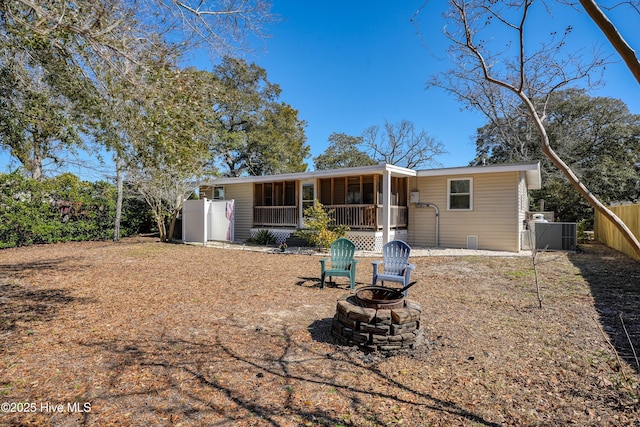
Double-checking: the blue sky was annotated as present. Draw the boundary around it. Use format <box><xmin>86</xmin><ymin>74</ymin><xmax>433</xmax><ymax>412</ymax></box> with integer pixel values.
<box><xmin>1</xmin><ymin>1</ymin><xmax>639</xmax><ymax>177</ymax></box>
<box><xmin>241</xmin><ymin>1</ymin><xmax>640</xmax><ymax>169</ymax></box>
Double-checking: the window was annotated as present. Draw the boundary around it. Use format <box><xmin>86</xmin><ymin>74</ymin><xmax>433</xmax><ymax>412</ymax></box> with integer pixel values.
<box><xmin>347</xmin><ymin>177</ymin><xmax>361</xmax><ymax>204</ymax></box>
<box><xmin>254</xmin><ymin>181</ymin><xmax>296</xmax><ymax>206</ymax></box>
<box><xmin>213</xmin><ymin>186</ymin><xmax>224</xmax><ymax>200</ymax></box>
<box><xmin>302</xmin><ymin>183</ymin><xmax>315</xmax><ymax>211</ymax></box>
<box><xmin>318</xmin><ymin>175</ymin><xmax>381</xmax><ymax>205</ymax></box>
<box><xmin>448</xmin><ymin>178</ymin><xmax>472</xmax><ymax>210</ymax></box>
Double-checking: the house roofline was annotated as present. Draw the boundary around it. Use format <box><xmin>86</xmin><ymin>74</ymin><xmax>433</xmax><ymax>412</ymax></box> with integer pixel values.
<box><xmin>199</xmin><ymin>163</ymin><xmax>416</xmax><ymax>186</ymax></box>
<box><xmin>416</xmin><ymin>161</ymin><xmax>541</xmax><ymax>190</ymax></box>
<box><xmin>199</xmin><ymin>161</ymin><xmax>541</xmax><ymax>190</ymax></box>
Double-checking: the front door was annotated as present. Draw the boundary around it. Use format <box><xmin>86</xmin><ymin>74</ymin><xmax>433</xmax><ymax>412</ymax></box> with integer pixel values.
<box><xmin>300</xmin><ymin>181</ymin><xmax>315</xmax><ymax>226</ymax></box>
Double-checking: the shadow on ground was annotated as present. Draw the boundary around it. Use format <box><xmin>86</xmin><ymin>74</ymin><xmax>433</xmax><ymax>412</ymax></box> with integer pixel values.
<box><xmin>569</xmin><ymin>243</ymin><xmax>640</xmax><ymax>374</ymax></box>
<box><xmin>71</xmin><ymin>322</ymin><xmax>501</xmax><ymax>427</ymax></box>
<box><xmin>0</xmin><ymin>283</ymin><xmax>78</xmax><ymax>334</ymax></box>
<box><xmin>0</xmin><ymin>256</ymin><xmax>84</xmax><ymax>279</ymax></box>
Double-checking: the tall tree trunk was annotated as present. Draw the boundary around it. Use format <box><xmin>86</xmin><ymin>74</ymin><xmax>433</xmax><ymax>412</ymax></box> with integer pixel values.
<box><xmin>27</xmin><ymin>140</ymin><xmax>44</xmax><ymax>181</ymax></box>
<box><xmin>113</xmin><ymin>154</ymin><xmax>123</xmax><ymax>241</ymax></box>
<box><xmin>167</xmin><ymin>215</ymin><xmax>177</xmax><ymax>243</ymax></box>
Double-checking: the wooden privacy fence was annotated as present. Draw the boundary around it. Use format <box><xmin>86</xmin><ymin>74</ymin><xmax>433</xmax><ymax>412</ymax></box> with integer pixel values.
<box><xmin>594</xmin><ymin>204</ymin><xmax>640</xmax><ymax>261</ymax></box>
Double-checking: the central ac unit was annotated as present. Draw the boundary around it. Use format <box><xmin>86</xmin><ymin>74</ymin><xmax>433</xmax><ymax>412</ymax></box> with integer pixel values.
<box><xmin>533</xmin><ymin>222</ymin><xmax>577</xmax><ymax>251</ymax></box>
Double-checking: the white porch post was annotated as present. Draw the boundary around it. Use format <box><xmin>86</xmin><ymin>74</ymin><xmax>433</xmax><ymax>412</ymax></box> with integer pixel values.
<box><xmin>382</xmin><ymin>170</ymin><xmax>391</xmax><ymax>245</ymax></box>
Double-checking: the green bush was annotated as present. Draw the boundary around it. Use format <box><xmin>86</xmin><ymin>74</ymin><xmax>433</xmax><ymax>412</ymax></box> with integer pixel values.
<box><xmin>294</xmin><ymin>200</ymin><xmax>349</xmax><ymax>248</ymax></box>
<box><xmin>248</xmin><ymin>229</ymin><xmax>277</xmax><ymax>245</ymax></box>
<box><xmin>0</xmin><ymin>171</ymin><xmax>152</xmax><ymax>248</ymax></box>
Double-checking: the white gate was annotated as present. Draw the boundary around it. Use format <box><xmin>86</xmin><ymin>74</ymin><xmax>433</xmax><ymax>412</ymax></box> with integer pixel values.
<box><xmin>182</xmin><ymin>199</ymin><xmax>235</xmax><ymax>244</ymax></box>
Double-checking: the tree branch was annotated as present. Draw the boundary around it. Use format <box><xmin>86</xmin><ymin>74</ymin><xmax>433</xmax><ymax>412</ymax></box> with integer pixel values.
<box><xmin>579</xmin><ymin>0</ymin><xmax>640</xmax><ymax>84</ymax></box>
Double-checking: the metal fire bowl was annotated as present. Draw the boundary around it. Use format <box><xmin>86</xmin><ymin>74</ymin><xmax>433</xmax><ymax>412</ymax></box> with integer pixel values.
<box><xmin>355</xmin><ymin>286</ymin><xmax>405</xmax><ymax>309</ymax></box>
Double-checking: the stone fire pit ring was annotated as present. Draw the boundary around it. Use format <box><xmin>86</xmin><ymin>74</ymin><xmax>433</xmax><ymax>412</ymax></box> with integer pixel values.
<box><xmin>355</xmin><ymin>286</ymin><xmax>406</xmax><ymax>310</ymax></box>
<box><xmin>331</xmin><ymin>293</ymin><xmax>424</xmax><ymax>352</ymax></box>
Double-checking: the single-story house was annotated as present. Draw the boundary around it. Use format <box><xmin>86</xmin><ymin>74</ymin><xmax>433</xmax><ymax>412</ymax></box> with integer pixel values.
<box><xmin>186</xmin><ymin>161</ymin><xmax>541</xmax><ymax>252</ymax></box>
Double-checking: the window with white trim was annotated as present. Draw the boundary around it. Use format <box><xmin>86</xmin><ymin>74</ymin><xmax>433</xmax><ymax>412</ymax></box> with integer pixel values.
<box><xmin>448</xmin><ymin>178</ymin><xmax>472</xmax><ymax>210</ymax></box>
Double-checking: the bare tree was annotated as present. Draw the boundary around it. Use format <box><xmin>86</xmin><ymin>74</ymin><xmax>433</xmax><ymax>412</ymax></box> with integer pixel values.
<box><xmin>361</xmin><ymin>119</ymin><xmax>446</xmax><ymax>169</ymax></box>
<box><xmin>419</xmin><ymin>0</ymin><xmax>640</xmax><ymax>258</ymax></box>
<box><xmin>128</xmin><ymin>158</ymin><xmax>205</xmax><ymax>242</ymax></box>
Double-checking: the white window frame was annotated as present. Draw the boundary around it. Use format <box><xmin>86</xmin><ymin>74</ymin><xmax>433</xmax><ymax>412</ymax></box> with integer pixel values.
<box><xmin>447</xmin><ymin>178</ymin><xmax>473</xmax><ymax>211</ymax></box>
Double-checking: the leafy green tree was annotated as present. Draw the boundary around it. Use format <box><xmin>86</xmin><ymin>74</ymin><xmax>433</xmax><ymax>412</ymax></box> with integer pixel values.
<box><xmin>0</xmin><ymin>50</ymin><xmax>87</xmax><ymax>180</ymax></box>
<box><xmin>314</xmin><ymin>133</ymin><xmax>375</xmax><ymax>170</ymax></box>
<box><xmin>125</xmin><ymin>63</ymin><xmax>216</xmax><ymax>242</ymax></box>
<box><xmin>244</xmin><ymin>102</ymin><xmax>309</xmax><ymax>175</ymax></box>
<box><xmin>1</xmin><ymin>0</ymin><xmax>275</xmax><ymax>243</ymax></box>
<box><xmin>210</xmin><ymin>56</ymin><xmax>310</xmax><ymax>176</ymax></box>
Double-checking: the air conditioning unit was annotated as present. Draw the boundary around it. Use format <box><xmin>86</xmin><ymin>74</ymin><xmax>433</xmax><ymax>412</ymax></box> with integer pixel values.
<box><xmin>533</xmin><ymin>222</ymin><xmax>577</xmax><ymax>252</ymax></box>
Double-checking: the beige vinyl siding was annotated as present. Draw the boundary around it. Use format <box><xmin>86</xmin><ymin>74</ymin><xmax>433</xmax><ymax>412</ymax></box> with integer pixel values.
<box><xmin>222</xmin><ymin>183</ymin><xmax>253</xmax><ymax>242</ymax></box>
<box><xmin>199</xmin><ymin>186</ymin><xmax>213</xmax><ymax>199</ymax></box>
<box><xmin>408</xmin><ymin>171</ymin><xmax>521</xmax><ymax>252</ymax></box>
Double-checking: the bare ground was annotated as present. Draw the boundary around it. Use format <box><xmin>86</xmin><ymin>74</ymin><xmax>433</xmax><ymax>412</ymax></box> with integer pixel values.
<box><xmin>0</xmin><ymin>237</ymin><xmax>639</xmax><ymax>426</ymax></box>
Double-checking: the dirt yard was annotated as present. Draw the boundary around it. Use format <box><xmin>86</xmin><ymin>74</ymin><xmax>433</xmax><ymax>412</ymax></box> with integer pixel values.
<box><xmin>1</xmin><ymin>237</ymin><xmax>639</xmax><ymax>426</ymax></box>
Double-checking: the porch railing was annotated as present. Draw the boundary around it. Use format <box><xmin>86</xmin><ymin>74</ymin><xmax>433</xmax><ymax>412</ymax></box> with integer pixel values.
<box><xmin>252</xmin><ymin>204</ymin><xmax>408</xmax><ymax>230</ymax></box>
<box><xmin>253</xmin><ymin>206</ymin><xmax>298</xmax><ymax>227</ymax></box>
<box><xmin>324</xmin><ymin>204</ymin><xmax>407</xmax><ymax>230</ymax></box>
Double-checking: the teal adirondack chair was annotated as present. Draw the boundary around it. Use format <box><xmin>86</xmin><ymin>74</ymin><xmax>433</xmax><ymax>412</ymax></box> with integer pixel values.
<box><xmin>320</xmin><ymin>238</ymin><xmax>359</xmax><ymax>291</ymax></box>
<box><xmin>372</xmin><ymin>240</ymin><xmax>415</xmax><ymax>296</ymax></box>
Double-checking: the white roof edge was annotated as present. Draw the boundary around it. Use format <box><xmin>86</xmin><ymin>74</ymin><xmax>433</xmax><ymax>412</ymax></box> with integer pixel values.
<box><xmin>199</xmin><ymin>163</ymin><xmax>416</xmax><ymax>186</ymax></box>
<box><xmin>416</xmin><ymin>162</ymin><xmax>541</xmax><ymax>190</ymax></box>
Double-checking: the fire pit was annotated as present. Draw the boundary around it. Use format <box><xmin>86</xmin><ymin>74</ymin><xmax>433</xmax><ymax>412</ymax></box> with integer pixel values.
<box><xmin>355</xmin><ymin>286</ymin><xmax>406</xmax><ymax>309</ymax></box>
<box><xmin>331</xmin><ymin>287</ymin><xmax>423</xmax><ymax>351</ymax></box>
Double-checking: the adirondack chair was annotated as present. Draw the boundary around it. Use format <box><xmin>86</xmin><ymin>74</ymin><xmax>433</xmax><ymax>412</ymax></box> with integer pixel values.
<box><xmin>320</xmin><ymin>238</ymin><xmax>359</xmax><ymax>291</ymax></box>
<box><xmin>372</xmin><ymin>240</ymin><xmax>415</xmax><ymax>296</ymax></box>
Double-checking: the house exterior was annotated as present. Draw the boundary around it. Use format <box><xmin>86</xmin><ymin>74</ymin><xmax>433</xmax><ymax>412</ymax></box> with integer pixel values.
<box><xmin>190</xmin><ymin>161</ymin><xmax>541</xmax><ymax>252</ymax></box>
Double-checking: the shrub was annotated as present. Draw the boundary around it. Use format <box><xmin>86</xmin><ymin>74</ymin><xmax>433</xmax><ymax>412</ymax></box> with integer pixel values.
<box><xmin>0</xmin><ymin>171</ymin><xmax>153</xmax><ymax>248</ymax></box>
<box><xmin>294</xmin><ymin>200</ymin><xmax>349</xmax><ymax>248</ymax></box>
<box><xmin>248</xmin><ymin>229</ymin><xmax>277</xmax><ymax>245</ymax></box>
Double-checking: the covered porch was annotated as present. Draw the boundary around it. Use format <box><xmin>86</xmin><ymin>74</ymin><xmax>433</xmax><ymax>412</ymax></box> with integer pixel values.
<box><xmin>197</xmin><ymin>164</ymin><xmax>416</xmax><ymax>250</ymax></box>
<box><xmin>252</xmin><ymin>164</ymin><xmax>413</xmax><ymax>236</ymax></box>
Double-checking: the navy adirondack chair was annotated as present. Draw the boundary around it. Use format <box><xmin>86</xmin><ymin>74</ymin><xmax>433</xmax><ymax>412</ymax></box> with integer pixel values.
<box><xmin>372</xmin><ymin>240</ymin><xmax>415</xmax><ymax>296</ymax></box>
<box><xmin>320</xmin><ymin>238</ymin><xmax>359</xmax><ymax>291</ymax></box>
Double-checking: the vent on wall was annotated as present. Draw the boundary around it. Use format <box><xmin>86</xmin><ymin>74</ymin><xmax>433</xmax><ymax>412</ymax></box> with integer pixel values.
<box><xmin>467</xmin><ymin>235</ymin><xmax>478</xmax><ymax>250</ymax></box>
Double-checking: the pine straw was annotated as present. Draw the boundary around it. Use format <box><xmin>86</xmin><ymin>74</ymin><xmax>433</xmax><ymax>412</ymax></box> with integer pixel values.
<box><xmin>1</xmin><ymin>237</ymin><xmax>639</xmax><ymax>426</ymax></box>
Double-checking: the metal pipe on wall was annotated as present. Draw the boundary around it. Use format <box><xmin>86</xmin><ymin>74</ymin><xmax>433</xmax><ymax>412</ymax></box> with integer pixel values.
<box><xmin>416</xmin><ymin>202</ymin><xmax>439</xmax><ymax>247</ymax></box>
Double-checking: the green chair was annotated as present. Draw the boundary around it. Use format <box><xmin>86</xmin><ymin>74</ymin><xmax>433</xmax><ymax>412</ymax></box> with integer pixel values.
<box><xmin>320</xmin><ymin>238</ymin><xmax>359</xmax><ymax>291</ymax></box>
